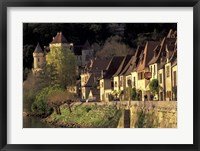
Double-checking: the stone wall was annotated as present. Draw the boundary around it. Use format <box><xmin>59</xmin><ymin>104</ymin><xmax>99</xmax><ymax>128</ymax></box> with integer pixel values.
<box><xmin>118</xmin><ymin>101</ymin><xmax>177</xmax><ymax>128</ymax></box>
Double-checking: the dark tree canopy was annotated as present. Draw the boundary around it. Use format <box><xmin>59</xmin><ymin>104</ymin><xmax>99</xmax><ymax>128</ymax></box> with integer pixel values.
<box><xmin>23</xmin><ymin>23</ymin><xmax>177</xmax><ymax>73</ymax></box>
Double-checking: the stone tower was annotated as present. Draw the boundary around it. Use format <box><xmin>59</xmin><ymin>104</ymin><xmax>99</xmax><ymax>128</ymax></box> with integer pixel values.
<box><xmin>49</xmin><ymin>32</ymin><xmax>73</xmax><ymax>52</ymax></box>
<box><xmin>32</xmin><ymin>43</ymin><xmax>46</xmax><ymax>73</ymax></box>
<box><xmin>81</xmin><ymin>40</ymin><xmax>94</xmax><ymax>67</ymax></box>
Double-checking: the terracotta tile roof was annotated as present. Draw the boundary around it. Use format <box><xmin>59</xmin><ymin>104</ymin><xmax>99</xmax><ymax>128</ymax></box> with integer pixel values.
<box><xmin>158</xmin><ymin>57</ymin><xmax>167</xmax><ymax>70</ymax></box>
<box><xmin>147</xmin><ymin>44</ymin><xmax>161</xmax><ymax>65</ymax></box>
<box><xmin>123</xmin><ymin>46</ymin><xmax>143</xmax><ymax>75</ymax></box>
<box><xmin>113</xmin><ymin>55</ymin><xmax>133</xmax><ymax>77</ymax></box>
<box><xmin>169</xmin><ymin>47</ymin><xmax>177</xmax><ymax>66</ymax></box>
<box><xmin>167</xmin><ymin>29</ymin><xmax>177</xmax><ymax>38</ymax></box>
<box><xmin>83</xmin><ymin>58</ymin><xmax>112</xmax><ymax>86</ymax></box>
<box><xmin>83</xmin><ymin>58</ymin><xmax>111</xmax><ymax>74</ymax></box>
<box><xmin>137</xmin><ymin>41</ymin><xmax>160</xmax><ymax>72</ymax></box>
<box><xmin>172</xmin><ymin>58</ymin><xmax>177</xmax><ymax>67</ymax></box>
<box><xmin>34</xmin><ymin>43</ymin><xmax>43</xmax><ymax>53</ymax></box>
<box><xmin>119</xmin><ymin>55</ymin><xmax>135</xmax><ymax>76</ymax></box>
<box><xmin>50</xmin><ymin>32</ymin><xmax>68</xmax><ymax>44</ymax></box>
<box><xmin>132</xmin><ymin>46</ymin><xmax>144</xmax><ymax>72</ymax></box>
<box><xmin>103</xmin><ymin>56</ymin><xmax>125</xmax><ymax>79</ymax></box>
<box><xmin>90</xmin><ymin>58</ymin><xmax>111</xmax><ymax>73</ymax></box>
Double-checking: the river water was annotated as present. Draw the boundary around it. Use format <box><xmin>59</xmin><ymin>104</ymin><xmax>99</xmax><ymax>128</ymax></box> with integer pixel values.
<box><xmin>23</xmin><ymin>116</ymin><xmax>52</xmax><ymax>128</ymax></box>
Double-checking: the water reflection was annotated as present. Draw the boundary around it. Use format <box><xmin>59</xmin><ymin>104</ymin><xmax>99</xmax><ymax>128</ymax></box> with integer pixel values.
<box><xmin>23</xmin><ymin>116</ymin><xmax>51</xmax><ymax>128</ymax></box>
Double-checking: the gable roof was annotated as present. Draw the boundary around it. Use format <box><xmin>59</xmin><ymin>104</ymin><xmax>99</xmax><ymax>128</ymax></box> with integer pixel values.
<box><xmin>34</xmin><ymin>43</ymin><xmax>43</xmax><ymax>53</ymax></box>
<box><xmin>169</xmin><ymin>45</ymin><xmax>177</xmax><ymax>65</ymax></box>
<box><xmin>167</xmin><ymin>29</ymin><xmax>177</xmax><ymax>38</ymax></box>
<box><xmin>121</xmin><ymin>46</ymin><xmax>144</xmax><ymax>75</ymax></box>
<box><xmin>90</xmin><ymin>58</ymin><xmax>111</xmax><ymax>73</ymax></box>
<box><xmin>148</xmin><ymin>36</ymin><xmax>177</xmax><ymax>66</ymax></box>
<box><xmin>50</xmin><ymin>32</ymin><xmax>68</xmax><ymax>44</ymax></box>
<box><xmin>113</xmin><ymin>55</ymin><xmax>133</xmax><ymax>77</ymax></box>
<box><xmin>119</xmin><ymin>55</ymin><xmax>135</xmax><ymax>76</ymax></box>
<box><xmin>83</xmin><ymin>58</ymin><xmax>111</xmax><ymax>83</ymax></box>
<box><xmin>84</xmin><ymin>74</ymin><xmax>94</xmax><ymax>87</ymax></box>
<box><xmin>137</xmin><ymin>41</ymin><xmax>159</xmax><ymax>72</ymax></box>
<box><xmin>103</xmin><ymin>56</ymin><xmax>125</xmax><ymax>79</ymax></box>
<box><xmin>82</xmin><ymin>40</ymin><xmax>91</xmax><ymax>50</ymax></box>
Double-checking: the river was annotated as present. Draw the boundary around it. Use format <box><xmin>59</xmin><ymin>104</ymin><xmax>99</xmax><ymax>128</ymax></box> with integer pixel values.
<box><xmin>23</xmin><ymin>116</ymin><xmax>52</xmax><ymax>128</ymax></box>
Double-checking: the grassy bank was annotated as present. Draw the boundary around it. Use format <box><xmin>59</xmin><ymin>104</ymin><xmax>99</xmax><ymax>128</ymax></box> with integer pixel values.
<box><xmin>43</xmin><ymin>103</ymin><xmax>122</xmax><ymax>128</ymax></box>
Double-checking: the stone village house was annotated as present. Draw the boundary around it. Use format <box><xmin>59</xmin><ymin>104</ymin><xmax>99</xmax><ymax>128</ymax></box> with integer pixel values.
<box><xmin>32</xmin><ymin>30</ymin><xmax>177</xmax><ymax>101</ymax></box>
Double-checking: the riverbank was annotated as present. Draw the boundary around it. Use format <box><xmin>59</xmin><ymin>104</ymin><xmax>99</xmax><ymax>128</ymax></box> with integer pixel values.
<box><xmin>23</xmin><ymin>101</ymin><xmax>177</xmax><ymax>128</ymax></box>
<box><xmin>42</xmin><ymin>103</ymin><xmax>122</xmax><ymax>128</ymax></box>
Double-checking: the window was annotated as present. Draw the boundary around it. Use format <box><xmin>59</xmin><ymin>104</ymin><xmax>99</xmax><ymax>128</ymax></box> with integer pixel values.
<box><xmin>154</xmin><ymin>65</ymin><xmax>156</xmax><ymax>75</ymax></box>
<box><xmin>138</xmin><ymin>72</ymin><xmax>144</xmax><ymax>80</ymax></box>
<box><xmin>120</xmin><ymin>77</ymin><xmax>123</xmax><ymax>87</ymax></box>
<box><xmin>111</xmin><ymin>81</ymin><xmax>114</xmax><ymax>88</ymax></box>
<box><xmin>173</xmin><ymin>71</ymin><xmax>177</xmax><ymax>86</ymax></box>
<box><xmin>166</xmin><ymin>66</ymin><xmax>170</xmax><ymax>77</ymax></box>
<box><xmin>127</xmin><ymin>79</ymin><xmax>131</xmax><ymax>87</ymax></box>
<box><xmin>159</xmin><ymin>74</ymin><xmax>162</xmax><ymax>84</ymax></box>
<box><xmin>114</xmin><ymin>81</ymin><xmax>117</xmax><ymax>87</ymax></box>
<box><xmin>38</xmin><ymin>58</ymin><xmax>40</xmax><ymax>62</ymax></box>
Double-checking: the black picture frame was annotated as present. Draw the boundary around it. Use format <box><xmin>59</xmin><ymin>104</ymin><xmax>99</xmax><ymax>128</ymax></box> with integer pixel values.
<box><xmin>0</xmin><ymin>0</ymin><xmax>199</xmax><ymax>151</ymax></box>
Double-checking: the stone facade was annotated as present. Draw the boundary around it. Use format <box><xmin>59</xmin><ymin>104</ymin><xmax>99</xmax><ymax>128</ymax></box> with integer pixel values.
<box><xmin>117</xmin><ymin>101</ymin><xmax>177</xmax><ymax>128</ymax></box>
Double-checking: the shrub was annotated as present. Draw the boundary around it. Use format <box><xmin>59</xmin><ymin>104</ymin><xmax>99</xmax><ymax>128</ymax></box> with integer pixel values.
<box><xmin>131</xmin><ymin>88</ymin><xmax>137</xmax><ymax>100</ymax></box>
<box><xmin>149</xmin><ymin>79</ymin><xmax>159</xmax><ymax>95</ymax></box>
<box><xmin>31</xmin><ymin>85</ymin><xmax>63</xmax><ymax>115</ymax></box>
<box><xmin>108</xmin><ymin>94</ymin><xmax>114</xmax><ymax>101</ymax></box>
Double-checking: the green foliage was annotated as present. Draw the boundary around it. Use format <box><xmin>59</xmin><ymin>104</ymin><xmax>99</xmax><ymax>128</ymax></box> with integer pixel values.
<box><xmin>149</xmin><ymin>79</ymin><xmax>159</xmax><ymax>95</ymax></box>
<box><xmin>46</xmin><ymin>46</ymin><xmax>77</xmax><ymax>88</ymax></box>
<box><xmin>31</xmin><ymin>85</ymin><xmax>63</xmax><ymax>115</ymax></box>
<box><xmin>135</xmin><ymin>110</ymin><xmax>146</xmax><ymax>128</ymax></box>
<box><xmin>134</xmin><ymin>110</ymin><xmax>159</xmax><ymax>128</ymax></box>
<box><xmin>131</xmin><ymin>88</ymin><xmax>137</xmax><ymax>100</ymax></box>
<box><xmin>108</xmin><ymin>94</ymin><xmax>114</xmax><ymax>101</ymax></box>
<box><xmin>23</xmin><ymin>23</ymin><xmax>176</xmax><ymax>71</ymax></box>
<box><xmin>46</xmin><ymin>104</ymin><xmax>122</xmax><ymax>128</ymax></box>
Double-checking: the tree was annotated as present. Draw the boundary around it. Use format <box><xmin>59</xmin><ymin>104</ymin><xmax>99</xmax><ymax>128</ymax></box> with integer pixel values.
<box><xmin>23</xmin><ymin>44</ymin><xmax>35</xmax><ymax>69</ymax></box>
<box><xmin>23</xmin><ymin>69</ymin><xmax>55</xmax><ymax>112</ymax></box>
<box><xmin>47</xmin><ymin>90</ymin><xmax>77</xmax><ymax>114</ymax></box>
<box><xmin>31</xmin><ymin>85</ymin><xmax>63</xmax><ymax>115</ymax></box>
<box><xmin>149</xmin><ymin>79</ymin><xmax>159</xmax><ymax>98</ymax></box>
<box><xmin>96</xmin><ymin>36</ymin><xmax>133</xmax><ymax>58</ymax></box>
<box><xmin>46</xmin><ymin>46</ymin><xmax>77</xmax><ymax>88</ymax></box>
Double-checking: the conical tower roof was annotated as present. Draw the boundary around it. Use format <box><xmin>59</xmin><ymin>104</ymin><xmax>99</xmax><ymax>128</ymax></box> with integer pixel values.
<box><xmin>50</xmin><ymin>32</ymin><xmax>68</xmax><ymax>44</ymax></box>
<box><xmin>34</xmin><ymin>43</ymin><xmax>43</xmax><ymax>53</ymax></box>
<box><xmin>82</xmin><ymin>40</ymin><xmax>91</xmax><ymax>50</ymax></box>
